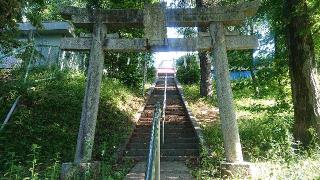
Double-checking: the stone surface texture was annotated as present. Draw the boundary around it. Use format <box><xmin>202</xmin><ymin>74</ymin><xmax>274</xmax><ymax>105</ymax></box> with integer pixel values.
<box><xmin>143</xmin><ymin>3</ymin><xmax>167</xmax><ymax>46</ymax></box>
<box><xmin>125</xmin><ymin>161</ymin><xmax>194</xmax><ymax>180</ymax></box>
<box><xmin>74</xmin><ymin>17</ymin><xmax>106</xmax><ymax>163</ymax></box>
<box><xmin>60</xmin><ymin>161</ymin><xmax>101</xmax><ymax>179</ymax></box>
<box><xmin>60</xmin><ymin>36</ymin><xmax>258</xmax><ymax>52</ymax></box>
<box><xmin>210</xmin><ymin>22</ymin><xmax>244</xmax><ymax>162</ymax></box>
<box><xmin>60</xmin><ymin>1</ymin><xmax>260</xmax><ymax>27</ymax></box>
<box><xmin>220</xmin><ymin>161</ymin><xmax>252</xmax><ymax>178</ymax></box>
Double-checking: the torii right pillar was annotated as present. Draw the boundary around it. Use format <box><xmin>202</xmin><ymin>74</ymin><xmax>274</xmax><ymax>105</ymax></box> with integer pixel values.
<box><xmin>209</xmin><ymin>22</ymin><xmax>252</xmax><ymax>178</ymax></box>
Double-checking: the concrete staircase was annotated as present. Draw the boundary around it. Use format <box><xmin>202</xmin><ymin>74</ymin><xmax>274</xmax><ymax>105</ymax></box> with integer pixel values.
<box><xmin>124</xmin><ymin>75</ymin><xmax>199</xmax><ymax>179</ymax></box>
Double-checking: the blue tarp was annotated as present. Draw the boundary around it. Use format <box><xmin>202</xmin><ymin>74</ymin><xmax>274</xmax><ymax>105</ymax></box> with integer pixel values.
<box><xmin>212</xmin><ymin>70</ymin><xmax>252</xmax><ymax>80</ymax></box>
<box><xmin>230</xmin><ymin>70</ymin><xmax>252</xmax><ymax>80</ymax></box>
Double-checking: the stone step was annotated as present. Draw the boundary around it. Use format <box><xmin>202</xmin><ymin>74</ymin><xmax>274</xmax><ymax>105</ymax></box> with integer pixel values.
<box><xmin>131</xmin><ymin>132</ymin><xmax>196</xmax><ymax>139</ymax></box>
<box><xmin>125</xmin><ymin>161</ymin><xmax>195</xmax><ymax>180</ymax></box>
<box><xmin>129</xmin><ymin>137</ymin><xmax>198</xmax><ymax>144</ymax></box>
<box><xmin>153</xmin><ymin>84</ymin><xmax>176</xmax><ymax>86</ymax></box>
<box><xmin>124</xmin><ymin>155</ymin><xmax>198</xmax><ymax>162</ymax></box>
<box><xmin>139</xmin><ymin>113</ymin><xmax>187</xmax><ymax>119</ymax></box>
<box><xmin>164</xmin><ymin>112</ymin><xmax>187</xmax><ymax>116</ymax></box>
<box><xmin>137</xmin><ymin>121</ymin><xmax>192</xmax><ymax>126</ymax></box>
<box><xmin>125</xmin><ymin>149</ymin><xmax>199</xmax><ymax>157</ymax></box>
<box><xmin>144</xmin><ymin>106</ymin><xmax>185</xmax><ymax>111</ymax></box>
<box><xmin>149</xmin><ymin>94</ymin><xmax>180</xmax><ymax>98</ymax></box>
<box><xmin>153</xmin><ymin>83</ymin><xmax>176</xmax><ymax>86</ymax></box>
<box><xmin>146</xmin><ymin>101</ymin><xmax>183</xmax><ymax>106</ymax></box>
<box><xmin>140</xmin><ymin>113</ymin><xmax>187</xmax><ymax>118</ymax></box>
<box><xmin>138</xmin><ymin>116</ymin><xmax>188</xmax><ymax>122</ymax></box>
<box><xmin>152</xmin><ymin>90</ymin><xmax>176</xmax><ymax>93</ymax></box>
<box><xmin>165</xmin><ymin>107</ymin><xmax>186</xmax><ymax>111</ymax></box>
<box><xmin>144</xmin><ymin>103</ymin><xmax>184</xmax><ymax>107</ymax></box>
<box><xmin>135</xmin><ymin>124</ymin><xmax>194</xmax><ymax>129</ymax></box>
<box><xmin>135</xmin><ymin>124</ymin><xmax>193</xmax><ymax>130</ymax></box>
<box><xmin>152</xmin><ymin>89</ymin><xmax>177</xmax><ymax>92</ymax></box>
<box><xmin>127</xmin><ymin>142</ymin><xmax>199</xmax><ymax>149</ymax></box>
<box><xmin>126</xmin><ymin>172</ymin><xmax>194</xmax><ymax>180</ymax></box>
<box><xmin>140</xmin><ymin>109</ymin><xmax>185</xmax><ymax>114</ymax></box>
<box><xmin>151</xmin><ymin>93</ymin><xmax>180</xmax><ymax>96</ymax></box>
<box><xmin>143</xmin><ymin>105</ymin><xmax>185</xmax><ymax>109</ymax></box>
<box><xmin>147</xmin><ymin>97</ymin><xmax>182</xmax><ymax>101</ymax></box>
<box><xmin>133</xmin><ymin>126</ymin><xmax>195</xmax><ymax>134</ymax></box>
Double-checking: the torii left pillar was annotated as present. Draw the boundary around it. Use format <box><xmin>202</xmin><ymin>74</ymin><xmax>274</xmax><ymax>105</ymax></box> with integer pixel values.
<box><xmin>60</xmin><ymin>16</ymin><xmax>106</xmax><ymax>179</ymax></box>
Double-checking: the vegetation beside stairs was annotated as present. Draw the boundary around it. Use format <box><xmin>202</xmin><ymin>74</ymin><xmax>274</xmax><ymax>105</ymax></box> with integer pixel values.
<box><xmin>0</xmin><ymin>68</ymin><xmax>146</xmax><ymax>179</ymax></box>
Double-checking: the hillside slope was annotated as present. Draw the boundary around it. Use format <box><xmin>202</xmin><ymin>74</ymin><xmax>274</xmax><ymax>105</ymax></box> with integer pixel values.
<box><xmin>0</xmin><ymin>69</ymin><xmax>143</xmax><ymax>179</ymax></box>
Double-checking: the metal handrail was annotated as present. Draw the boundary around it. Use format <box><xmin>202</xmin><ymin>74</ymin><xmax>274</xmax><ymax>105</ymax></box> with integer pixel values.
<box><xmin>0</xmin><ymin>43</ymin><xmax>32</xmax><ymax>60</ymax></box>
<box><xmin>162</xmin><ymin>74</ymin><xmax>167</xmax><ymax>144</ymax></box>
<box><xmin>145</xmin><ymin>103</ymin><xmax>162</xmax><ymax>180</ymax></box>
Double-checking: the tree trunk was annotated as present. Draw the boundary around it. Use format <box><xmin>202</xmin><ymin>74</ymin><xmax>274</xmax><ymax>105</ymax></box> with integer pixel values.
<box><xmin>196</xmin><ymin>0</ymin><xmax>213</xmax><ymax>97</ymax></box>
<box><xmin>284</xmin><ymin>0</ymin><xmax>320</xmax><ymax>145</ymax></box>
<box><xmin>248</xmin><ymin>23</ymin><xmax>259</xmax><ymax>97</ymax></box>
<box><xmin>199</xmin><ymin>51</ymin><xmax>213</xmax><ymax>96</ymax></box>
<box><xmin>249</xmin><ymin>52</ymin><xmax>259</xmax><ymax>97</ymax></box>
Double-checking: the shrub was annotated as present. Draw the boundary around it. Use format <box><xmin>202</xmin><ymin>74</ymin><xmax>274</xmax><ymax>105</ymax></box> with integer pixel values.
<box><xmin>176</xmin><ymin>55</ymin><xmax>200</xmax><ymax>84</ymax></box>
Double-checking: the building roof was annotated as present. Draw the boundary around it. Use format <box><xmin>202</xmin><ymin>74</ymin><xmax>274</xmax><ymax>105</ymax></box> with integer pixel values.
<box><xmin>18</xmin><ymin>22</ymin><xmax>74</xmax><ymax>37</ymax></box>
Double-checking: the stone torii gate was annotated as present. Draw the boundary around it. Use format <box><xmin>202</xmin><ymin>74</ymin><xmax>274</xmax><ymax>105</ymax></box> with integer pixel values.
<box><xmin>59</xmin><ymin>1</ymin><xmax>260</xmax><ymax>178</ymax></box>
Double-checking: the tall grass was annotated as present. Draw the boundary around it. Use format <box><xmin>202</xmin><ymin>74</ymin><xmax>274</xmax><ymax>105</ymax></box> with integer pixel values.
<box><xmin>182</xmin><ymin>80</ymin><xmax>320</xmax><ymax>179</ymax></box>
<box><xmin>0</xmin><ymin>67</ymin><xmax>142</xmax><ymax>179</ymax></box>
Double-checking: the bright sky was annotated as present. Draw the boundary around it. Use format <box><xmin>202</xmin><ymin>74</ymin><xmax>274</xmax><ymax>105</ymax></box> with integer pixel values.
<box><xmin>154</xmin><ymin>0</ymin><xmax>273</xmax><ymax>69</ymax></box>
<box><xmin>153</xmin><ymin>28</ymin><xmax>191</xmax><ymax>69</ymax></box>
<box><xmin>153</xmin><ymin>0</ymin><xmax>193</xmax><ymax>69</ymax></box>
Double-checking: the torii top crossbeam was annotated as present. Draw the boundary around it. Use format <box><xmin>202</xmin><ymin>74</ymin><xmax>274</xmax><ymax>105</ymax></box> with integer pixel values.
<box><xmin>59</xmin><ymin>1</ymin><xmax>260</xmax><ymax>52</ymax></box>
<box><xmin>60</xmin><ymin>1</ymin><xmax>260</xmax><ymax>28</ymax></box>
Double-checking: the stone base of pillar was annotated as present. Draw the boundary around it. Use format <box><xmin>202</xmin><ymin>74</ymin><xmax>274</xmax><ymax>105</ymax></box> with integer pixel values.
<box><xmin>60</xmin><ymin>161</ymin><xmax>101</xmax><ymax>180</ymax></box>
<box><xmin>220</xmin><ymin>161</ymin><xmax>252</xmax><ymax>179</ymax></box>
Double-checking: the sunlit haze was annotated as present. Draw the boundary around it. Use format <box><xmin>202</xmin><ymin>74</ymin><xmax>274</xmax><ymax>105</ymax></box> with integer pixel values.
<box><xmin>153</xmin><ymin>0</ymin><xmax>194</xmax><ymax>69</ymax></box>
<box><xmin>153</xmin><ymin>28</ymin><xmax>192</xmax><ymax>69</ymax></box>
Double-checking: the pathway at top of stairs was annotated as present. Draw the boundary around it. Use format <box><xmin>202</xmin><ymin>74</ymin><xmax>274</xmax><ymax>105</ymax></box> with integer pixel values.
<box><xmin>124</xmin><ymin>74</ymin><xmax>199</xmax><ymax>179</ymax></box>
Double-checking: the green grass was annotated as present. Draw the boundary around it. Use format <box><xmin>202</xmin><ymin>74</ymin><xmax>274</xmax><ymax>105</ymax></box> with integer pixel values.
<box><xmin>0</xmin><ymin>68</ymin><xmax>143</xmax><ymax>179</ymax></box>
<box><xmin>181</xmin><ymin>80</ymin><xmax>320</xmax><ymax>179</ymax></box>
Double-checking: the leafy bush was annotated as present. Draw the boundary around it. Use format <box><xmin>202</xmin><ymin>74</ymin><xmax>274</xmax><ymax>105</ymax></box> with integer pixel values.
<box><xmin>176</xmin><ymin>55</ymin><xmax>200</xmax><ymax>84</ymax></box>
<box><xmin>104</xmin><ymin>52</ymin><xmax>155</xmax><ymax>89</ymax></box>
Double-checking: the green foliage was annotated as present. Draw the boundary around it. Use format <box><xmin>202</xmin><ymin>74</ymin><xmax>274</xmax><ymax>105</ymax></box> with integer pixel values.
<box><xmin>0</xmin><ymin>67</ymin><xmax>140</xmax><ymax>179</ymax></box>
<box><xmin>308</xmin><ymin>0</ymin><xmax>320</xmax><ymax>64</ymax></box>
<box><xmin>0</xmin><ymin>0</ymin><xmax>45</xmax><ymax>49</ymax></box>
<box><xmin>200</xmin><ymin>105</ymin><xmax>295</xmax><ymax>162</ymax></box>
<box><xmin>147</xmin><ymin>65</ymin><xmax>156</xmax><ymax>83</ymax></box>
<box><xmin>182</xmin><ymin>80</ymin><xmax>318</xmax><ymax>179</ymax></box>
<box><xmin>104</xmin><ymin>52</ymin><xmax>155</xmax><ymax>88</ymax></box>
<box><xmin>176</xmin><ymin>55</ymin><xmax>200</xmax><ymax>84</ymax></box>
<box><xmin>181</xmin><ymin>83</ymin><xmax>217</xmax><ymax>106</ymax></box>
<box><xmin>239</xmin><ymin>109</ymin><xmax>294</xmax><ymax>161</ymax></box>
